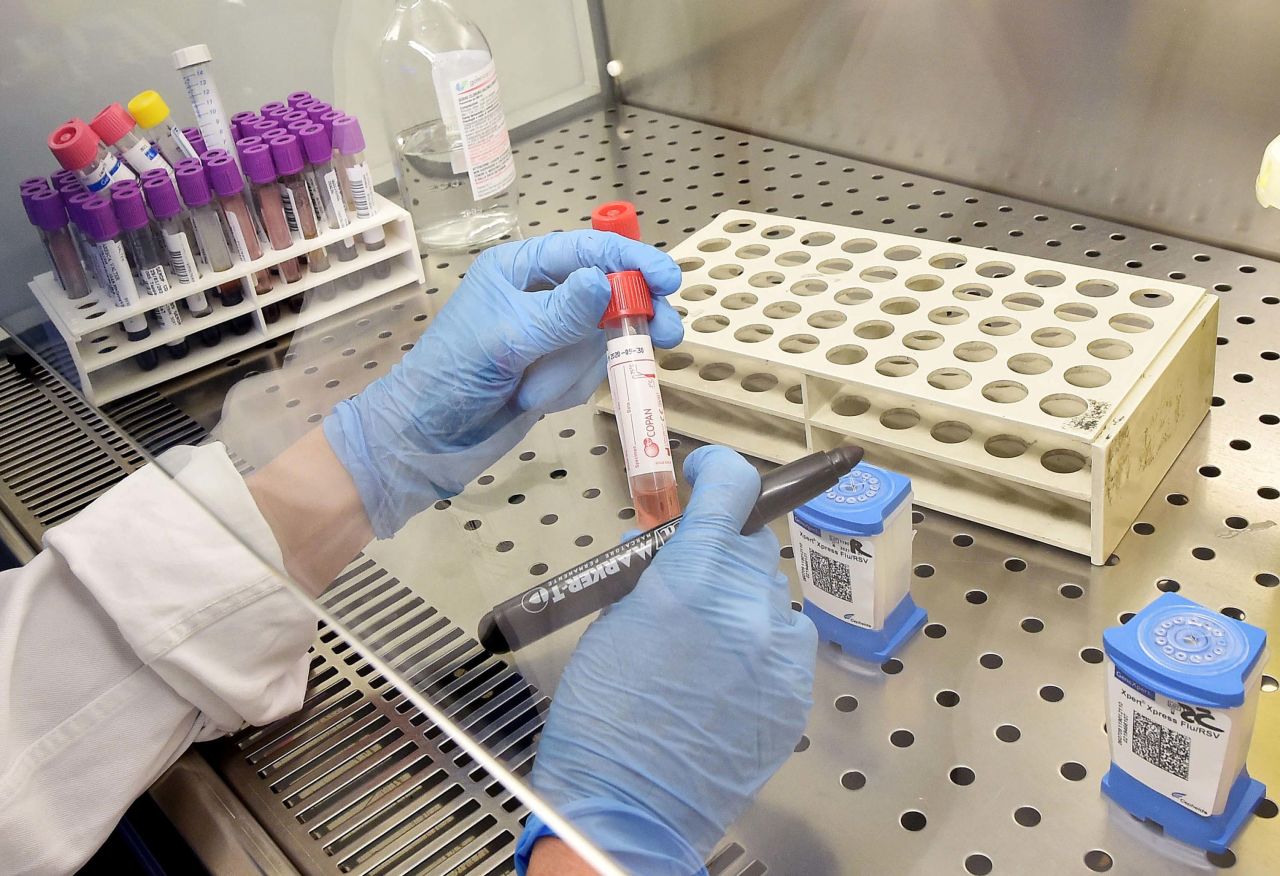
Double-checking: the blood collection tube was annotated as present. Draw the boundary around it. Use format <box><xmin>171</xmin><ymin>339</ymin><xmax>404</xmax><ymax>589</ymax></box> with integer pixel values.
<box><xmin>90</xmin><ymin>103</ymin><xmax>174</xmax><ymax>181</ymax></box>
<box><xmin>20</xmin><ymin>177</ymin><xmax>50</xmax><ymax>196</ymax></box>
<box><xmin>270</xmin><ymin>134</ymin><xmax>329</xmax><ymax>275</ymax></box>
<box><xmin>298</xmin><ymin>122</ymin><xmax>358</xmax><ymax>265</ymax></box>
<box><xmin>79</xmin><ymin>199</ymin><xmax>159</xmax><ymax>371</ymax></box>
<box><xmin>592</xmin><ymin>201</ymin><xmax>680</xmax><ymax>528</ymax></box>
<box><xmin>260</xmin><ymin>101</ymin><xmax>289</xmax><ymax>120</ymax></box>
<box><xmin>49</xmin><ymin>119</ymin><xmax>137</xmax><ymax>195</ymax></box>
<box><xmin>24</xmin><ymin>190</ymin><xmax>90</xmax><ymax>299</ymax></box>
<box><xmin>318</xmin><ymin>109</ymin><xmax>344</xmax><ymax>143</ymax></box>
<box><xmin>252</xmin><ymin>118</ymin><xmax>281</xmax><ymax>139</ymax></box>
<box><xmin>142</xmin><ymin>175</ymin><xmax>221</xmax><ymax>348</ymax></box>
<box><xmin>175</xmin><ymin>163</ymin><xmax>253</xmax><ymax>335</ymax></box>
<box><xmin>182</xmin><ymin>127</ymin><xmax>207</xmax><ymax>156</ymax></box>
<box><xmin>280</xmin><ymin>110</ymin><xmax>309</xmax><ymax>129</ymax></box>
<box><xmin>128</xmin><ymin>91</ymin><xmax>200</xmax><ymax>166</ymax></box>
<box><xmin>331</xmin><ymin>115</ymin><xmax>389</xmax><ymax>278</ymax></box>
<box><xmin>51</xmin><ymin>169</ymin><xmax>80</xmax><ymax>189</ymax></box>
<box><xmin>65</xmin><ymin>190</ymin><xmax>104</xmax><ymax>287</ymax></box>
<box><xmin>111</xmin><ymin>185</ymin><xmax>188</xmax><ymax>360</ymax></box>
<box><xmin>204</xmin><ymin>155</ymin><xmax>277</xmax><ymax>296</ymax></box>
<box><xmin>238</xmin><ymin>144</ymin><xmax>302</xmax><ymax>284</ymax></box>
<box><xmin>287</xmin><ymin>90</ymin><xmax>312</xmax><ymax>108</ymax></box>
<box><xmin>173</xmin><ymin>44</ymin><xmax>235</xmax><ymax>157</ymax></box>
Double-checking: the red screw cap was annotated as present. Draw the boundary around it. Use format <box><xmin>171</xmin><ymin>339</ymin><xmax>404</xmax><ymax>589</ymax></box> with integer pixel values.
<box><xmin>591</xmin><ymin>200</ymin><xmax>641</xmax><ymax>240</ymax></box>
<box><xmin>599</xmin><ymin>270</ymin><xmax>653</xmax><ymax>326</ymax></box>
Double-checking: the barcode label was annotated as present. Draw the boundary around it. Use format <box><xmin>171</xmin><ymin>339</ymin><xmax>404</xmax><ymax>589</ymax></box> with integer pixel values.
<box><xmin>303</xmin><ymin>173</ymin><xmax>329</xmax><ymax>227</ymax></box>
<box><xmin>345</xmin><ymin>164</ymin><xmax>375</xmax><ymax>217</ymax></box>
<box><xmin>1131</xmin><ymin>714</ymin><xmax>1190</xmax><ymax>779</ymax></box>
<box><xmin>788</xmin><ymin>518</ymin><xmax>875</xmax><ymax>629</ymax></box>
<box><xmin>152</xmin><ymin>301</ymin><xmax>183</xmax><ymax>331</ymax></box>
<box><xmin>162</xmin><ymin>230</ymin><xmax>201</xmax><ymax>285</ymax></box>
<box><xmin>140</xmin><ymin>264</ymin><xmax>171</xmax><ymax>298</ymax></box>
<box><xmin>809</xmin><ymin>552</ymin><xmax>852</xmax><ymax>602</ymax></box>
<box><xmin>280</xmin><ymin>184</ymin><xmax>301</xmax><ymax>234</ymax></box>
<box><xmin>324</xmin><ymin>170</ymin><xmax>350</xmax><ymax>228</ymax></box>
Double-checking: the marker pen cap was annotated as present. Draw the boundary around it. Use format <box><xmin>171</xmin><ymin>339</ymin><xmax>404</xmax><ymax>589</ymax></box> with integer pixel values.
<box><xmin>79</xmin><ymin>198</ymin><xmax>120</xmax><ymax>242</ymax></box>
<box><xmin>297</xmin><ymin>123</ymin><xmax>331</xmax><ymax>165</ymax></box>
<box><xmin>48</xmin><ymin>119</ymin><xmax>101</xmax><ymax>171</ymax></box>
<box><xmin>269</xmin><ymin>134</ymin><xmax>305</xmax><ymax>175</ymax></box>
<box><xmin>331</xmin><ymin>115</ymin><xmax>366</xmax><ymax>155</ymax></box>
<box><xmin>206</xmin><ymin>155</ymin><xmax>246</xmax><ymax>196</ymax></box>
<box><xmin>142</xmin><ymin>175</ymin><xmax>181</xmax><ymax>220</ymax></box>
<box><xmin>26</xmin><ymin>190</ymin><xmax>69</xmax><ymax>231</ymax></box>
<box><xmin>127</xmin><ymin>90</ymin><xmax>171</xmax><ymax>129</ymax></box>
<box><xmin>239</xmin><ymin>143</ymin><xmax>276</xmax><ymax>185</ymax></box>
<box><xmin>89</xmin><ymin>103</ymin><xmax>136</xmax><ymax>145</ymax></box>
<box><xmin>287</xmin><ymin>90</ymin><xmax>312</xmax><ymax>107</ymax></box>
<box><xmin>175</xmin><ymin>163</ymin><xmax>213</xmax><ymax>207</ymax></box>
<box><xmin>110</xmin><ymin>185</ymin><xmax>150</xmax><ymax>231</ymax></box>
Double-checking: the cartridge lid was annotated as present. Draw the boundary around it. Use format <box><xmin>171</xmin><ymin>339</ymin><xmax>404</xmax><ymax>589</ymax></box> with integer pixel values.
<box><xmin>127</xmin><ymin>90</ymin><xmax>171</xmax><ymax>130</ymax></box>
<box><xmin>142</xmin><ymin>175</ymin><xmax>181</xmax><ymax>219</ymax></box>
<box><xmin>91</xmin><ymin>103</ymin><xmax>137</xmax><ymax>145</ymax></box>
<box><xmin>598</xmin><ymin>270</ymin><xmax>654</xmax><ymax>326</ymax></box>
<box><xmin>48</xmin><ymin>119</ymin><xmax>101</xmax><ymax>171</ymax></box>
<box><xmin>205</xmin><ymin>155</ymin><xmax>246</xmax><ymax>196</ymax></box>
<box><xmin>269</xmin><ymin>134</ymin><xmax>304</xmax><ymax>175</ymax></box>
<box><xmin>172</xmin><ymin>44</ymin><xmax>212</xmax><ymax>69</ymax></box>
<box><xmin>793</xmin><ymin>462</ymin><xmax>912</xmax><ymax>536</ymax></box>
<box><xmin>1103</xmin><ymin>592</ymin><xmax>1267</xmax><ymax>708</ymax></box>
<box><xmin>175</xmin><ymin>163</ymin><xmax>213</xmax><ymax>206</ymax></box>
<box><xmin>25</xmin><ymin>190</ymin><xmax>69</xmax><ymax>231</ymax></box>
<box><xmin>591</xmin><ymin>200</ymin><xmax>641</xmax><ymax>240</ymax></box>
<box><xmin>79</xmin><ymin>197</ymin><xmax>120</xmax><ymax>242</ymax></box>
<box><xmin>239</xmin><ymin>143</ymin><xmax>276</xmax><ymax>185</ymax></box>
<box><xmin>110</xmin><ymin>184</ymin><xmax>150</xmax><ymax>231</ymax></box>
<box><xmin>331</xmin><ymin>115</ymin><xmax>366</xmax><ymax>155</ymax></box>
<box><xmin>297</xmin><ymin>123</ymin><xmax>330</xmax><ymax>165</ymax></box>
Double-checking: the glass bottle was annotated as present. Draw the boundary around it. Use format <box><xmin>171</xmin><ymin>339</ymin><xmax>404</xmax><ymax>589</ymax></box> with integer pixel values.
<box><xmin>378</xmin><ymin>0</ymin><xmax>518</xmax><ymax>251</ymax></box>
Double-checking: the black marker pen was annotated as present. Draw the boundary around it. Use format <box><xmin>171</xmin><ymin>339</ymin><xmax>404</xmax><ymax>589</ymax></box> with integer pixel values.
<box><xmin>477</xmin><ymin>445</ymin><xmax>865</xmax><ymax>654</ymax></box>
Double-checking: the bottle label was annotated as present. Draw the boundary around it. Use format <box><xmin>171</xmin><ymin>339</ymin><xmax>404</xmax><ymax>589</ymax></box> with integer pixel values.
<box><xmin>449</xmin><ymin>58</ymin><xmax>516</xmax><ymax>201</ymax></box>
<box><xmin>605</xmin><ymin>334</ymin><xmax>674</xmax><ymax>480</ymax></box>
<box><xmin>280</xmin><ymin>183</ymin><xmax>301</xmax><ymax>234</ymax></box>
<box><xmin>96</xmin><ymin>239</ymin><xmax>140</xmax><ymax>308</ymax></box>
<box><xmin>1107</xmin><ymin>666</ymin><xmax>1233</xmax><ymax>817</ymax></box>
<box><xmin>162</xmin><ymin>229</ymin><xmax>201</xmax><ymax>285</ymax></box>
<box><xmin>787</xmin><ymin>519</ymin><xmax>877</xmax><ymax>629</ymax></box>
<box><xmin>140</xmin><ymin>263</ymin><xmax>171</xmax><ymax>298</ymax></box>
<box><xmin>345</xmin><ymin>163</ymin><xmax>386</xmax><ymax>245</ymax></box>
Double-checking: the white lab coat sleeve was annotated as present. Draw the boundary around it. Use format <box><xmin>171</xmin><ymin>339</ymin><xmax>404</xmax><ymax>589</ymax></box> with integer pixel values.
<box><xmin>0</xmin><ymin>442</ymin><xmax>316</xmax><ymax>875</ymax></box>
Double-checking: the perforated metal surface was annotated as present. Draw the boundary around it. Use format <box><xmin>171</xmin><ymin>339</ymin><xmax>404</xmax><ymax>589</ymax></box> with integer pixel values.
<box><xmin>148</xmin><ymin>104</ymin><xmax>1280</xmax><ymax>873</ymax></box>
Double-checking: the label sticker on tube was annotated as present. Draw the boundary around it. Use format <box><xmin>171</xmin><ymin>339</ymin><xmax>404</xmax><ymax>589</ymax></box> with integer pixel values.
<box><xmin>605</xmin><ymin>334</ymin><xmax>673</xmax><ymax>479</ymax></box>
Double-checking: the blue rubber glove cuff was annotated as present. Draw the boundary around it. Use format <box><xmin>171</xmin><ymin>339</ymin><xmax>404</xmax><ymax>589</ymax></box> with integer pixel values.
<box><xmin>514</xmin><ymin>798</ymin><xmax>708</xmax><ymax>876</ymax></box>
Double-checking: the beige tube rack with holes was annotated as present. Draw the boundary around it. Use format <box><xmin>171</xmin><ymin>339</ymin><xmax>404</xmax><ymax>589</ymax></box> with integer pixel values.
<box><xmin>599</xmin><ymin>210</ymin><xmax>1218</xmax><ymax>564</ymax></box>
<box><xmin>28</xmin><ymin>193</ymin><xmax>424</xmax><ymax>406</ymax></box>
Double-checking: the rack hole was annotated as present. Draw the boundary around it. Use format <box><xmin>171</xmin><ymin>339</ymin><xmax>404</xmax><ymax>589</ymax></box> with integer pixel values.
<box><xmin>880</xmin><ymin>296</ymin><xmax>920</xmax><ymax>315</ymax></box>
<box><xmin>929</xmin><ymin>253</ymin><xmax>966</xmax><ymax>269</ymax></box>
<box><xmin>1025</xmin><ymin>269</ymin><xmax>1065</xmax><ymax>287</ymax></box>
<box><xmin>953</xmin><ymin>283</ymin><xmax>992</xmax><ymax>301</ymax></box>
<box><xmin>885</xmin><ymin>245</ymin><xmax>921</xmax><ymax>261</ymax></box>
<box><xmin>1040</xmin><ymin>394</ymin><xmax>1088</xmax><ymax>418</ymax></box>
<box><xmin>660</xmin><ymin>353</ymin><xmax>694</xmax><ymax>370</ymax></box>
<box><xmin>841</xmin><ymin>238</ymin><xmax>876</xmax><ymax>254</ymax></box>
<box><xmin>928</xmin><ymin>369</ymin><xmax>971</xmax><ymax>391</ymax></box>
<box><xmin>749</xmin><ymin>271</ymin><xmax>785</xmax><ymax>288</ymax></box>
<box><xmin>1008</xmin><ymin>353</ymin><xmax>1052</xmax><ymax>375</ymax></box>
<box><xmin>772</xmin><ymin>249</ymin><xmax>809</xmax><ymax>266</ymax></box>
<box><xmin>875</xmin><ymin>356</ymin><xmax>918</xmax><ymax>378</ymax></box>
<box><xmin>779</xmin><ymin>333</ymin><xmax>819</xmax><ymax>353</ymax></box>
<box><xmin>1109</xmin><ymin>312</ymin><xmax>1154</xmax><ymax>333</ymax></box>
<box><xmin>692</xmin><ymin>315</ymin><xmax>729</xmax><ymax>333</ymax></box>
<box><xmin>954</xmin><ymin>341</ymin><xmax>997</xmax><ymax>362</ymax></box>
<box><xmin>834</xmin><ymin>287</ymin><xmax>873</xmax><ymax>306</ymax></box>
<box><xmin>697</xmin><ymin>237</ymin><xmax>730</xmax><ymax>252</ymax></box>
<box><xmin>791</xmin><ymin>278</ymin><xmax>828</xmax><ymax>296</ymax></box>
<box><xmin>807</xmin><ymin>309</ymin><xmax>847</xmax><ymax>329</ymax></box>
<box><xmin>979</xmin><ymin>316</ymin><xmax>1021</xmax><ymax>336</ymax></box>
<box><xmin>928</xmin><ymin>306</ymin><xmax>968</xmax><ymax>325</ymax></box>
<box><xmin>785</xmin><ymin>384</ymin><xmax>804</xmax><ymax>404</ymax></box>
<box><xmin>1031</xmin><ymin>327</ymin><xmax>1075</xmax><ymax>347</ymax></box>
<box><xmin>880</xmin><ymin>408</ymin><xmax>921</xmax><ymax>429</ymax></box>
<box><xmin>721</xmin><ymin>292</ymin><xmax>757</xmax><ymax>310</ymax></box>
<box><xmin>1055</xmin><ymin>302</ymin><xmax>1097</xmax><ymax>322</ymax></box>
<box><xmin>1131</xmin><ymin>289</ymin><xmax>1173</xmax><ymax>308</ymax></box>
<box><xmin>698</xmin><ymin>362</ymin><xmax>735</xmax><ymax>381</ymax></box>
<box><xmin>982</xmin><ymin>381</ymin><xmax>1028</xmax><ymax>403</ymax></box>
<box><xmin>708</xmin><ymin>263</ymin><xmax>744</xmax><ymax>280</ymax></box>
<box><xmin>976</xmin><ymin>260</ymin><xmax>1014</xmax><ymax>278</ymax></box>
<box><xmin>741</xmin><ymin>373</ymin><xmax>778</xmax><ymax>393</ymax></box>
<box><xmin>760</xmin><ymin>224</ymin><xmax>794</xmax><ymax>239</ymax></box>
<box><xmin>904</xmin><ymin>330</ymin><xmax>945</xmax><ymax>350</ymax></box>
<box><xmin>1064</xmin><ymin>365</ymin><xmax>1111</xmax><ymax>388</ymax></box>
<box><xmin>817</xmin><ymin>258</ymin><xmax>854</xmax><ymax>274</ymax></box>
<box><xmin>854</xmin><ymin>320</ymin><xmax>894</xmax><ymax>340</ymax></box>
<box><xmin>984</xmin><ymin>435</ymin><xmax>1027</xmax><ymax>458</ymax></box>
<box><xmin>827</xmin><ymin>345</ymin><xmax>868</xmax><ymax>366</ymax></box>
<box><xmin>723</xmin><ymin>219</ymin><xmax>756</xmax><ymax>233</ymax></box>
<box><xmin>680</xmin><ymin>284</ymin><xmax>717</xmax><ymax>301</ymax></box>
<box><xmin>800</xmin><ymin>230</ymin><xmax>835</xmax><ymax>246</ymax></box>
<box><xmin>734</xmin><ymin>324</ymin><xmax>773</xmax><ymax>343</ymax></box>
<box><xmin>735</xmin><ymin>243</ymin><xmax>771</xmax><ymax>260</ymax></box>
<box><xmin>1088</xmin><ymin>338</ymin><xmax>1132</xmax><ymax>360</ymax></box>
<box><xmin>832</xmin><ymin>394</ymin><xmax>871</xmax><ymax>416</ymax></box>
<box><xmin>677</xmin><ymin>256</ymin><xmax>704</xmax><ymax>272</ymax></box>
<box><xmin>1077</xmin><ymin>279</ymin><xmax>1118</xmax><ymax>297</ymax></box>
<box><xmin>860</xmin><ymin>266</ymin><xmax>898</xmax><ymax>282</ymax></box>
<box><xmin>1003</xmin><ymin>292</ymin><xmax>1043</xmax><ymax>311</ymax></box>
<box><xmin>905</xmin><ymin>274</ymin><xmax>943</xmax><ymax>292</ymax></box>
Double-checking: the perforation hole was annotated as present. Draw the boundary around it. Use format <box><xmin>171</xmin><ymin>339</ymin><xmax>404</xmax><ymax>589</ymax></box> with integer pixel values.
<box><xmin>817</xmin><ymin>258</ymin><xmax>854</xmax><ymax>274</ymax></box>
<box><xmin>976</xmin><ymin>260</ymin><xmax>1014</xmax><ymax>278</ymax></box>
<box><xmin>835</xmin><ymin>287</ymin><xmax>873</xmax><ymax>306</ymax></box>
<box><xmin>1008</xmin><ymin>353</ymin><xmax>1052</xmax><ymax>375</ymax></box>
<box><xmin>1131</xmin><ymin>288</ymin><xmax>1173</xmax><ymax>308</ymax></box>
<box><xmin>929</xmin><ymin>253</ymin><xmax>967</xmax><ymax>269</ymax></box>
<box><xmin>931</xmin><ymin>420</ymin><xmax>972</xmax><ymax>443</ymax></box>
<box><xmin>698</xmin><ymin>362</ymin><xmax>734</xmax><ymax>381</ymax></box>
<box><xmin>954</xmin><ymin>341</ymin><xmax>997</xmax><ymax>362</ymax></box>
<box><xmin>832</xmin><ymin>394</ymin><xmax>871</xmax><ymax>416</ymax></box>
<box><xmin>721</xmin><ymin>292</ymin><xmax>758</xmax><ymax>310</ymax></box>
<box><xmin>826</xmin><ymin>345</ymin><xmax>868</xmax><ymax>365</ymax></box>
<box><xmin>885</xmin><ymin>245</ymin><xmax>921</xmax><ymax>261</ymax></box>
<box><xmin>760</xmin><ymin>224</ymin><xmax>794</xmax><ymax>239</ymax></box>
<box><xmin>880</xmin><ymin>297</ymin><xmax>920</xmax><ymax>315</ymax></box>
<box><xmin>904</xmin><ymin>330</ymin><xmax>945</xmax><ymax>350</ymax></box>
<box><xmin>880</xmin><ymin>408</ymin><xmax>920</xmax><ymax>429</ymax></box>
<box><xmin>1055</xmin><ymin>302</ymin><xmax>1097</xmax><ymax>322</ymax></box>
<box><xmin>928</xmin><ymin>368</ymin><xmax>971</xmax><ymax>390</ymax></box>
<box><xmin>841</xmin><ymin>238</ymin><xmax>876</xmax><ymax>254</ymax></box>
<box><xmin>1065</xmin><ymin>365</ymin><xmax>1111</xmax><ymax>388</ymax></box>
<box><xmin>928</xmin><ymin>306</ymin><xmax>968</xmax><ymax>325</ymax></box>
<box><xmin>697</xmin><ymin>237</ymin><xmax>731</xmax><ymax>252</ymax></box>
<box><xmin>1042</xmin><ymin>449</ymin><xmax>1087</xmax><ymax>473</ymax></box>
<box><xmin>876</xmin><ymin>356</ymin><xmax>918</xmax><ymax>377</ymax></box>
<box><xmin>953</xmin><ymin>283</ymin><xmax>992</xmax><ymax>301</ymax></box>
<box><xmin>692</xmin><ymin>314</ymin><xmax>729</xmax><ymax>333</ymax></box>
<box><xmin>735</xmin><ymin>244</ymin><xmax>770</xmax><ymax>260</ymax></box>
<box><xmin>1077</xmin><ymin>279</ymin><xmax>1117</xmax><ymax>297</ymax></box>
<box><xmin>979</xmin><ymin>316</ymin><xmax>1021</xmax><ymax>336</ymax></box>
<box><xmin>1088</xmin><ymin>338</ymin><xmax>1132</xmax><ymax>360</ymax></box>
<box><xmin>1025</xmin><ymin>269</ymin><xmax>1065</xmax><ymax>287</ymax></box>
<box><xmin>734</xmin><ymin>324</ymin><xmax>773</xmax><ymax>343</ymax></box>
<box><xmin>1032</xmin><ymin>327</ymin><xmax>1075</xmax><ymax>348</ymax></box>
<box><xmin>905</xmin><ymin>274</ymin><xmax>943</xmax><ymax>292</ymax></box>
<box><xmin>800</xmin><ymin>231</ymin><xmax>835</xmax><ymax>246</ymax></box>
<box><xmin>780</xmin><ymin>333</ymin><xmax>820</xmax><ymax>354</ymax></box>
<box><xmin>773</xmin><ymin>250</ymin><xmax>809</xmax><ymax>266</ymax></box>
<box><xmin>708</xmin><ymin>264</ymin><xmax>743</xmax><ymax>280</ymax></box>
<box><xmin>841</xmin><ymin>770</ymin><xmax>866</xmax><ymax>790</ymax></box>
<box><xmin>985</xmin><ymin>435</ymin><xmax>1027</xmax><ymax>458</ymax></box>
<box><xmin>1109</xmin><ymin>312</ymin><xmax>1154</xmax><ymax>333</ymax></box>
<box><xmin>1040</xmin><ymin>394</ymin><xmax>1088</xmax><ymax>418</ymax></box>
<box><xmin>1003</xmin><ymin>292</ymin><xmax>1043</xmax><ymax>311</ymax></box>
<box><xmin>808</xmin><ymin>310</ymin><xmax>847</xmax><ymax>329</ymax></box>
<box><xmin>791</xmin><ymin>278</ymin><xmax>828</xmax><ymax>296</ymax></box>
<box><xmin>680</xmin><ymin>284</ymin><xmax>716</xmax><ymax>301</ymax></box>
<box><xmin>860</xmin><ymin>266</ymin><xmax>898</xmax><ymax>282</ymax></box>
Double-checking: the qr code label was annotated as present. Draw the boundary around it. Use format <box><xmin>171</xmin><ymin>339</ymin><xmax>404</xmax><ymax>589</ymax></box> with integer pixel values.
<box><xmin>787</xmin><ymin>518</ymin><xmax>875</xmax><ymax>629</ymax></box>
<box><xmin>809</xmin><ymin>551</ymin><xmax>852</xmax><ymax>602</ymax></box>
<box><xmin>1131</xmin><ymin>713</ymin><xmax>1190</xmax><ymax>779</ymax></box>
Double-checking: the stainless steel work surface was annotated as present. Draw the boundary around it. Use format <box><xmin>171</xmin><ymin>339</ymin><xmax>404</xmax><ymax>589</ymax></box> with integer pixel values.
<box><xmin>169</xmin><ymin>104</ymin><xmax>1278</xmax><ymax>874</ymax></box>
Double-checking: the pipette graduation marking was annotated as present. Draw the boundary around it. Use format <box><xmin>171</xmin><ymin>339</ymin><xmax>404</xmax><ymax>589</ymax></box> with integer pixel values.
<box><xmin>477</xmin><ymin>445</ymin><xmax>865</xmax><ymax>654</ymax></box>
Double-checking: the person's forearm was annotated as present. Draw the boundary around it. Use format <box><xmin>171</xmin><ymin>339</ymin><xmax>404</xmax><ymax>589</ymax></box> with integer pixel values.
<box><xmin>246</xmin><ymin>427</ymin><xmax>374</xmax><ymax>597</ymax></box>
<box><xmin>528</xmin><ymin>838</ymin><xmax>599</xmax><ymax>875</ymax></box>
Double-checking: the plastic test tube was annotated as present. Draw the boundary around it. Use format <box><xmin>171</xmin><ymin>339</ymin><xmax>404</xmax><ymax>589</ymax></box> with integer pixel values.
<box><xmin>238</xmin><ymin>144</ymin><xmax>302</xmax><ymax>283</ymax></box>
<box><xmin>174</xmin><ymin>163</ymin><xmax>253</xmax><ymax>336</ymax></box>
<box><xmin>79</xmin><ymin>198</ymin><xmax>158</xmax><ymax>371</ymax></box>
<box><xmin>269</xmin><ymin>134</ymin><xmax>329</xmax><ymax>275</ymax></box>
<box><xmin>111</xmin><ymin>184</ymin><xmax>188</xmax><ymax>359</ymax></box>
<box><xmin>173</xmin><ymin>44</ymin><xmax>235</xmax><ymax>157</ymax></box>
<box><xmin>590</xmin><ymin>201</ymin><xmax>680</xmax><ymax>528</ymax></box>
<box><xmin>298</xmin><ymin>122</ymin><xmax>358</xmax><ymax>265</ymax></box>
<box><xmin>49</xmin><ymin>119</ymin><xmax>137</xmax><ymax>195</ymax></box>
<box><xmin>65</xmin><ymin>190</ymin><xmax>104</xmax><ymax>287</ymax></box>
<box><xmin>142</xmin><ymin>175</ymin><xmax>221</xmax><ymax>348</ymax></box>
<box><xmin>91</xmin><ymin>103</ymin><xmax>173</xmax><ymax>181</ymax></box>
<box><xmin>205</xmin><ymin>155</ymin><xmax>278</xmax><ymax>299</ymax></box>
<box><xmin>331</xmin><ymin>116</ymin><xmax>389</xmax><ymax>278</ymax></box>
<box><xmin>128</xmin><ymin>90</ymin><xmax>200</xmax><ymax>167</ymax></box>
<box><xmin>24</xmin><ymin>190</ymin><xmax>90</xmax><ymax>299</ymax></box>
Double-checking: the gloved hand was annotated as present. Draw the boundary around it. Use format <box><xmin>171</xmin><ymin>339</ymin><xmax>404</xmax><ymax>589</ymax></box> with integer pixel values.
<box><xmin>324</xmin><ymin>231</ymin><xmax>683</xmax><ymax>538</ymax></box>
<box><xmin>517</xmin><ymin>447</ymin><xmax>819</xmax><ymax>875</ymax></box>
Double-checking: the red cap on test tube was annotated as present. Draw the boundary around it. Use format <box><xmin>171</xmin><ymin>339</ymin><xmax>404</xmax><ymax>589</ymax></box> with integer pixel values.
<box><xmin>591</xmin><ymin>200</ymin><xmax>642</xmax><ymax>240</ymax></box>
<box><xmin>591</xmin><ymin>201</ymin><xmax>652</xmax><ymax>325</ymax></box>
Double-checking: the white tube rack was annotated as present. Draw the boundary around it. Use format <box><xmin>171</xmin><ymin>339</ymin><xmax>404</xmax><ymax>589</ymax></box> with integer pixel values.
<box><xmin>28</xmin><ymin>193</ymin><xmax>424</xmax><ymax>405</ymax></box>
<box><xmin>618</xmin><ymin>210</ymin><xmax>1218</xmax><ymax>563</ymax></box>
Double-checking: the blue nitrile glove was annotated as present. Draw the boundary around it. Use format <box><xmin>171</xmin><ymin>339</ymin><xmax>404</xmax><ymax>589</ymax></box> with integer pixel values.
<box><xmin>324</xmin><ymin>231</ymin><xmax>683</xmax><ymax>538</ymax></box>
<box><xmin>517</xmin><ymin>446</ymin><xmax>819</xmax><ymax>875</ymax></box>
